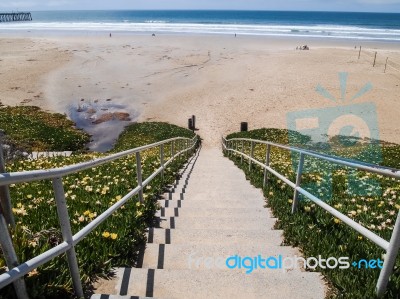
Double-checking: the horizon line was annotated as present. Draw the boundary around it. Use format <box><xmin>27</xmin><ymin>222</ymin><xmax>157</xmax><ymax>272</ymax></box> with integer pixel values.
<box><xmin>2</xmin><ymin>9</ymin><xmax>400</xmax><ymax>14</ymax></box>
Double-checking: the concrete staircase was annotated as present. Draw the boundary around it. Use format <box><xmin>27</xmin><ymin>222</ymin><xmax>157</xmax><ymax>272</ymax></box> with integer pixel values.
<box><xmin>92</xmin><ymin>147</ymin><xmax>326</xmax><ymax>299</ymax></box>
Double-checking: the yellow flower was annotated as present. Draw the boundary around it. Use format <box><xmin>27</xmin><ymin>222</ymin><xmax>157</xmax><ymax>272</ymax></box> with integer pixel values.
<box><xmin>27</xmin><ymin>269</ymin><xmax>39</xmax><ymax>277</ymax></box>
<box><xmin>304</xmin><ymin>206</ymin><xmax>311</xmax><ymax>212</ymax></box>
<box><xmin>28</xmin><ymin>240</ymin><xmax>38</xmax><ymax>248</ymax></box>
<box><xmin>83</xmin><ymin>210</ymin><xmax>90</xmax><ymax>216</ymax></box>
<box><xmin>102</xmin><ymin>231</ymin><xmax>110</xmax><ymax>238</ymax></box>
<box><xmin>110</xmin><ymin>233</ymin><xmax>118</xmax><ymax>240</ymax></box>
<box><xmin>116</xmin><ymin>195</ymin><xmax>122</xmax><ymax>201</ymax></box>
<box><xmin>358</xmin><ymin>236</ymin><xmax>363</xmax><ymax>240</ymax></box>
<box><xmin>12</xmin><ymin>207</ymin><xmax>27</xmax><ymax>216</ymax></box>
<box><xmin>334</xmin><ymin>218</ymin><xmax>341</xmax><ymax>224</ymax></box>
<box><xmin>88</xmin><ymin>212</ymin><xmax>96</xmax><ymax>219</ymax></box>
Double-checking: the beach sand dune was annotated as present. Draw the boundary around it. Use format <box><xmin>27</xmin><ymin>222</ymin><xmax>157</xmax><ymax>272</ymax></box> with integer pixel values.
<box><xmin>1</xmin><ymin>35</ymin><xmax>399</xmax><ymax>149</ymax></box>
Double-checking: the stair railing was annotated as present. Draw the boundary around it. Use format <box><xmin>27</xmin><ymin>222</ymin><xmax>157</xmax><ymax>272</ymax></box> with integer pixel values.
<box><xmin>222</xmin><ymin>136</ymin><xmax>400</xmax><ymax>297</ymax></box>
<box><xmin>0</xmin><ymin>135</ymin><xmax>198</xmax><ymax>299</ymax></box>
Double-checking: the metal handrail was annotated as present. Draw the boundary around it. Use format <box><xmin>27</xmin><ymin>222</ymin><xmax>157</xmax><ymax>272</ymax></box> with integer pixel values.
<box><xmin>222</xmin><ymin>136</ymin><xmax>400</xmax><ymax>298</ymax></box>
<box><xmin>224</xmin><ymin>137</ymin><xmax>400</xmax><ymax>179</ymax></box>
<box><xmin>0</xmin><ymin>136</ymin><xmax>197</xmax><ymax>186</ymax></box>
<box><xmin>0</xmin><ymin>135</ymin><xmax>199</xmax><ymax>298</ymax></box>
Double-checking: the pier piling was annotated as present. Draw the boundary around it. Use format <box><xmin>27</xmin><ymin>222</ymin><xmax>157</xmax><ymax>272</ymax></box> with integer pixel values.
<box><xmin>0</xmin><ymin>12</ymin><xmax>32</xmax><ymax>23</ymax></box>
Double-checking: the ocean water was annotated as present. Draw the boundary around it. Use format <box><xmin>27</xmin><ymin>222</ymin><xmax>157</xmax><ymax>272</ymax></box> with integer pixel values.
<box><xmin>1</xmin><ymin>10</ymin><xmax>400</xmax><ymax>41</ymax></box>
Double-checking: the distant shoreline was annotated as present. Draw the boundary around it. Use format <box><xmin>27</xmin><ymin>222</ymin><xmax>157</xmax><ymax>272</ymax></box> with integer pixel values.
<box><xmin>1</xmin><ymin>31</ymin><xmax>400</xmax><ymax>51</ymax></box>
<box><xmin>1</xmin><ymin>10</ymin><xmax>399</xmax><ymax>42</ymax></box>
<box><xmin>1</xmin><ymin>28</ymin><xmax>399</xmax><ymax>43</ymax></box>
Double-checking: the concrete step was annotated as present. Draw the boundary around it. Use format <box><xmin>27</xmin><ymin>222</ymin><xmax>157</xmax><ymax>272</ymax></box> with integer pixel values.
<box><xmin>163</xmin><ymin>187</ymin><xmax>263</xmax><ymax>199</ymax></box>
<box><xmin>142</xmin><ymin>243</ymin><xmax>301</xmax><ymax>270</ymax></box>
<box><xmin>93</xmin><ymin>268</ymin><xmax>325</xmax><ymax>299</ymax></box>
<box><xmin>155</xmin><ymin>216</ymin><xmax>277</xmax><ymax>230</ymax></box>
<box><xmin>147</xmin><ymin>228</ymin><xmax>284</xmax><ymax>245</ymax></box>
<box><xmin>162</xmin><ymin>190</ymin><xmax>264</xmax><ymax>199</ymax></box>
<box><xmin>158</xmin><ymin>199</ymin><xmax>264</xmax><ymax>209</ymax></box>
<box><xmin>155</xmin><ymin>206</ymin><xmax>273</xmax><ymax>218</ymax></box>
<box><xmin>91</xmin><ymin>148</ymin><xmax>326</xmax><ymax>299</ymax></box>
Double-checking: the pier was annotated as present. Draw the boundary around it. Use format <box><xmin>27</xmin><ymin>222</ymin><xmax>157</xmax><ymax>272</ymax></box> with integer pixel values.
<box><xmin>0</xmin><ymin>12</ymin><xmax>32</xmax><ymax>23</ymax></box>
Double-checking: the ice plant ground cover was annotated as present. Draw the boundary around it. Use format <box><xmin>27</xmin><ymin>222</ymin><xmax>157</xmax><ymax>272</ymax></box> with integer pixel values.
<box><xmin>0</xmin><ymin>121</ymin><xmax>196</xmax><ymax>299</ymax></box>
<box><xmin>225</xmin><ymin>128</ymin><xmax>400</xmax><ymax>298</ymax></box>
<box><xmin>0</xmin><ymin>106</ymin><xmax>90</xmax><ymax>152</ymax></box>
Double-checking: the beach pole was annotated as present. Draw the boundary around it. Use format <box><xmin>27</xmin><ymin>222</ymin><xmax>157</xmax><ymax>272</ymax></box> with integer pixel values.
<box><xmin>188</xmin><ymin>118</ymin><xmax>193</xmax><ymax>131</ymax></box>
<box><xmin>384</xmin><ymin>57</ymin><xmax>388</xmax><ymax>73</ymax></box>
<box><xmin>192</xmin><ymin>115</ymin><xmax>196</xmax><ymax>130</ymax></box>
<box><xmin>373</xmin><ymin>52</ymin><xmax>377</xmax><ymax>67</ymax></box>
<box><xmin>358</xmin><ymin>46</ymin><xmax>361</xmax><ymax>60</ymax></box>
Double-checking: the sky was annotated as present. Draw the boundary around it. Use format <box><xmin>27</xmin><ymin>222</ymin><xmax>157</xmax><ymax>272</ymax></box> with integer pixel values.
<box><xmin>0</xmin><ymin>0</ymin><xmax>400</xmax><ymax>13</ymax></box>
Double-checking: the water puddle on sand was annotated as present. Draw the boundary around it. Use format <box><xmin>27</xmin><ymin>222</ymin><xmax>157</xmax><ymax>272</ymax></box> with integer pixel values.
<box><xmin>68</xmin><ymin>99</ymin><xmax>138</xmax><ymax>152</ymax></box>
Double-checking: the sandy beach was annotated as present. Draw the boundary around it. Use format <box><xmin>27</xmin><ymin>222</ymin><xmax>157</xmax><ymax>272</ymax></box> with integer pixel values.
<box><xmin>1</xmin><ymin>34</ymin><xmax>400</xmax><ymax>150</ymax></box>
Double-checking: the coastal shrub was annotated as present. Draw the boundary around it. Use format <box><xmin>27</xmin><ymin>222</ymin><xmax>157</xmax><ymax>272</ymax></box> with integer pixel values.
<box><xmin>0</xmin><ymin>122</ymin><xmax>196</xmax><ymax>299</ymax></box>
<box><xmin>112</xmin><ymin>122</ymin><xmax>196</xmax><ymax>152</ymax></box>
<box><xmin>225</xmin><ymin>128</ymin><xmax>400</xmax><ymax>299</ymax></box>
<box><xmin>0</xmin><ymin>106</ymin><xmax>90</xmax><ymax>152</ymax></box>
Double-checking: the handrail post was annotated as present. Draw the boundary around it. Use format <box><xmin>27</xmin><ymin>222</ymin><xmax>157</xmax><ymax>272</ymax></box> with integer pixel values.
<box><xmin>52</xmin><ymin>178</ymin><xmax>84</xmax><ymax>298</ymax></box>
<box><xmin>241</xmin><ymin>140</ymin><xmax>244</xmax><ymax>164</ymax></box>
<box><xmin>171</xmin><ymin>140</ymin><xmax>175</xmax><ymax>159</ymax></box>
<box><xmin>135</xmin><ymin>152</ymin><xmax>144</xmax><ymax>203</ymax></box>
<box><xmin>160</xmin><ymin>144</ymin><xmax>164</xmax><ymax>182</ymax></box>
<box><xmin>178</xmin><ymin>140</ymin><xmax>181</xmax><ymax>162</ymax></box>
<box><xmin>0</xmin><ymin>213</ymin><xmax>29</xmax><ymax>299</ymax></box>
<box><xmin>291</xmin><ymin>153</ymin><xmax>305</xmax><ymax>213</ymax></box>
<box><xmin>235</xmin><ymin>141</ymin><xmax>238</xmax><ymax>157</ymax></box>
<box><xmin>0</xmin><ymin>131</ymin><xmax>15</xmax><ymax>227</ymax></box>
<box><xmin>249</xmin><ymin>141</ymin><xmax>255</xmax><ymax>171</ymax></box>
<box><xmin>263</xmin><ymin>144</ymin><xmax>271</xmax><ymax>189</ymax></box>
<box><xmin>376</xmin><ymin>211</ymin><xmax>400</xmax><ymax>297</ymax></box>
